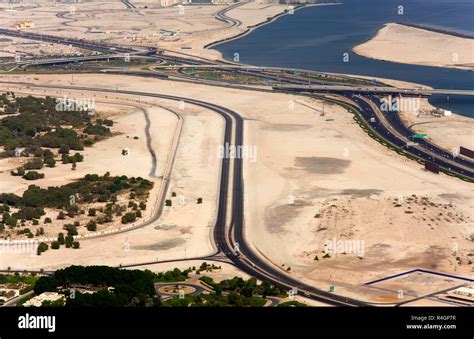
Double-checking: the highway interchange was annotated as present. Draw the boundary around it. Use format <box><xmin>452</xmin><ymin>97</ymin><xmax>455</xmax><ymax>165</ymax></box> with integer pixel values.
<box><xmin>0</xmin><ymin>12</ymin><xmax>473</xmax><ymax>307</ymax></box>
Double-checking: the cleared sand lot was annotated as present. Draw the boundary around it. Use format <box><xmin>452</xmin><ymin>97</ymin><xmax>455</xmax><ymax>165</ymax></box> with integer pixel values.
<box><xmin>0</xmin><ymin>74</ymin><xmax>471</xmax><ymax>304</ymax></box>
<box><xmin>0</xmin><ymin>36</ymin><xmax>88</xmax><ymax>59</ymax></box>
<box><xmin>244</xmin><ymin>93</ymin><xmax>473</xmax><ymax>301</ymax></box>
<box><xmin>353</xmin><ymin>23</ymin><xmax>474</xmax><ymax>70</ymax></box>
<box><xmin>398</xmin><ymin>98</ymin><xmax>474</xmax><ymax>154</ymax></box>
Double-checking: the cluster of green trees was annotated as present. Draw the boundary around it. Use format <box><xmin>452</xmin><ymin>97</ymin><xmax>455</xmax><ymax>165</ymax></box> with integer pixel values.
<box><xmin>22</xmin><ymin>171</ymin><xmax>45</xmax><ymax>181</ymax></box>
<box><xmin>12</xmin><ymin>207</ymin><xmax>45</xmax><ymax>220</ymax></box>
<box><xmin>61</xmin><ymin>152</ymin><xmax>83</xmax><ymax>164</ymax></box>
<box><xmin>0</xmin><ymin>92</ymin><xmax>14</xmax><ymax>108</ymax></box>
<box><xmin>16</xmin><ymin>228</ymin><xmax>33</xmax><ymax>238</ymax></box>
<box><xmin>200</xmin><ymin>276</ymin><xmax>287</xmax><ymax>299</ymax></box>
<box><xmin>1</xmin><ymin>206</ymin><xmax>46</xmax><ymax>230</ymax></box>
<box><xmin>0</xmin><ymin>95</ymin><xmax>92</xmax><ymax>152</ymax></box>
<box><xmin>0</xmin><ymin>173</ymin><xmax>152</xmax><ymax>232</ymax></box>
<box><xmin>163</xmin><ymin>291</ymin><xmax>268</xmax><ymax>307</ymax></box>
<box><xmin>10</xmin><ymin>149</ymin><xmax>57</xmax><ymax>180</ymax></box>
<box><xmin>37</xmin><ymin>128</ymin><xmax>83</xmax><ymax>151</ymax></box>
<box><xmin>0</xmin><ymin>94</ymin><xmax>114</xmax><ymax>177</ymax></box>
<box><xmin>0</xmin><ymin>173</ymin><xmax>153</xmax><ymax>210</ymax></box>
<box><xmin>96</xmin><ymin>119</ymin><xmax>114</xmax><ymax>127</ymax></box>
<box><xmin>51</xmin><ymin>231</ymin><xmax>79</xmax><ymax>251</ymax></box>
<box><xmin>196</xmin><ymin>262</ymin><xmax>221</xmax><ymax>274</ymax></box>
<box><xmin>5</xmin><ymin>210</ymin><xmax>64</xmax><ymax>232</ymax></box>
<box><xmin>153</xmin><ymin>268</ymin><xmax>192</xmax><ymax>283</ymax></box>
<box><xmin>120</xmin><ymin>211</ymin><xmax>142</xmax><ymax>224</ymax></box>
<box><xmin>33</xmin><ymin>265</ymin><xmax>159</xmax><ymax>307</ymax></box>
<box><xmin>162</xmin><ymin>276</ymin><xmax>287</xmax><ymax>307</ymax></box>
<box><xmin>83</xmin><ymin>123</ymin><xmax>111</xmax><ymax>136</ymax></box>
<box><xmin>26</xmin><ymin>263</ymin><xmax>297</xmax><ymax>307</ymax></box>
<box><xmin>22</xmin><ymin>158</ymin><xmax>43</xmax><ymax>170</ymax></box>
<box><xmin>0</xmin><ymin>272</ymin><xmax>39</xmax><ymax>296</ymax></box>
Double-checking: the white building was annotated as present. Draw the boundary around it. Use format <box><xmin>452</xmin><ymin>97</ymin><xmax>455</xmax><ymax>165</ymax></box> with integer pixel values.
<box><xmin>452</xmin><ymin>286</ymin><xmax>474</xmax><ymax>298</ymax></box>
<box><xmin>24</xmin><ymin>292</ymin><xmax>65</xmax><ymax>307</ymax></box>
<box><xmin>212</xmin><ymin>0</ymin><xmax>236</xmax><ymax>4</ymax></box>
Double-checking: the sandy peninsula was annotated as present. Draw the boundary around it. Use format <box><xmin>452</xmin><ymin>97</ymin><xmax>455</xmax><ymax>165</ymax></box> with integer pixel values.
<box><xmin>354</xmin><ymin>23</ymin><xmax>474</xmax><ymax>70</ymax></box>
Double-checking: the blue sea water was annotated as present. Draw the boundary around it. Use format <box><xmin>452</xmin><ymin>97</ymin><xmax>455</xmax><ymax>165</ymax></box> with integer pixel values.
<box><xmin>215</xmin><ymin>0</ymin><xmax>474</xmax><ymax>117</ymax></box>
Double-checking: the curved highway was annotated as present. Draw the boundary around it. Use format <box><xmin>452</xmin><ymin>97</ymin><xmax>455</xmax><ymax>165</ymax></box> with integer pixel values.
<box><xmin>214</xmin><ymin>2</ymin><xmax>244</xmax><ymax>28</ymax></box>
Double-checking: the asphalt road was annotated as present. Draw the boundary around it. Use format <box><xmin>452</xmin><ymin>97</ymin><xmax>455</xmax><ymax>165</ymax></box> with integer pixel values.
<box><xmin>340</xmin><ymin>93</ymin><xmax>474</xmax><ymax>179</ymax></box>
<box><xmin>214</xmin><ymin>2</ymin><xmax>243</xmax><ymax>28</ymax></box>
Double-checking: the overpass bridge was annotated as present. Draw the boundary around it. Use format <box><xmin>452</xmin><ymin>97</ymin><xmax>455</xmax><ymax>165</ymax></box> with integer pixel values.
<box><xmin>3</xmin><ymin>53</ymin><xmax>151</xmax><ymax>68</ymax></box>
<box><xmin>0</xmin><ymin>28</ymin><xmax>132</xmax><ymax>54</ymax></box>
<box><xmin>273</xmin><ymin>84</ymin><xmax>474</xmax><ymax>97</ymax></box>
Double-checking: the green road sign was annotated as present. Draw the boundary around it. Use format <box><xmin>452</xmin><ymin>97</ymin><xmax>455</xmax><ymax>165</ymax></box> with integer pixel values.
<box><xmin>412</xmin><ymin>134</ymin><xmax>427</xmax><ymax>139</ymax></box>
<box><xmin>329</xmin><ymin>285</ymin><xmax>335</xmax><ymax>292</ymax></box>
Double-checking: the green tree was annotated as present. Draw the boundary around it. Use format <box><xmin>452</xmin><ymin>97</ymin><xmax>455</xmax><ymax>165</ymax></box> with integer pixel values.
<box><xmin>37</xmin><ymin>242</ymin><xmax>48</xmax><ymax>255</ymax></box>
<box><xmin>57</xmin><ymin>233</ymin><xmax>65</xmax><ymax>245</ymax></box>
<box><xmin>22</xmin><ymin>171</ymin><xmax>45</xmax><ymax>180</ymax></box>
<box><xmin>44</xmin><ymin>157</ymin><xmax>56</xmax><ymax>168</ymax></box>
<box><xmin>86</xmin><ymin>220</ymin><xmax>97</xmax><ymax>232</ymax></box>
<box><xmin>121</xmin><ymin>212</ymin><xmax>136</xmax><ymax>224</ymax></box>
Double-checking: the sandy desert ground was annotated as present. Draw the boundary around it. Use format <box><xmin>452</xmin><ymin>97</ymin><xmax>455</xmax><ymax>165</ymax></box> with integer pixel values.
<box><xmin>0</xmin><ymin>74</ymin><xmax>471</xmax><ymax>304</ymax></box>
<box><xmin>243</xmin><ymin>91</ymin><xmax>473</xmax><ymax>302</ymax></box>
<box><xmin>0</xmin><ymin>36</ymin><xmax>88</xmax><ymax>59</ymax></box>
<box><xmin>353</xmin><ymin>23</ymin><xmax>474</xmax><ymax>70</ymax></box>
<box><xmin>398</xmin><ymin>98</ymin><xmax>474</xmax><ymax>154</ymax></box>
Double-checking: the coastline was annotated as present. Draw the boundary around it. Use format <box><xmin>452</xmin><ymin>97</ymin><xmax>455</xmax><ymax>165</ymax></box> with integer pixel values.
<box><xmin>208</xmin><ymin>7</ymin><xmax>473</xmax><ymax>120</ymax></box>
<box><xmin>205</xmin><ymin>3</ymin><xmax>338</xmax><ymax>57</ymax></box>
<box><xmin>203</xmin><ymin>6</ymin><xmax>474</xmax><ymax>154</ymax></box>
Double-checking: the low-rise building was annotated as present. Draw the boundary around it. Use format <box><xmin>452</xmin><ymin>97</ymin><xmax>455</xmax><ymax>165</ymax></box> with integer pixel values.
<box><xmin>23</xmin><ymin>292</ymin><xmax>65</xmax><ymax>307</ymax></box>
<box><xmin>445</xmin><ymin>285</ymin><xmax>474</xmax><ymax>304</ymax></box>
<box><xmin>14</xmin><ymin>21</ymin><xmax>35</xmax><ymax>30</ymax></box>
